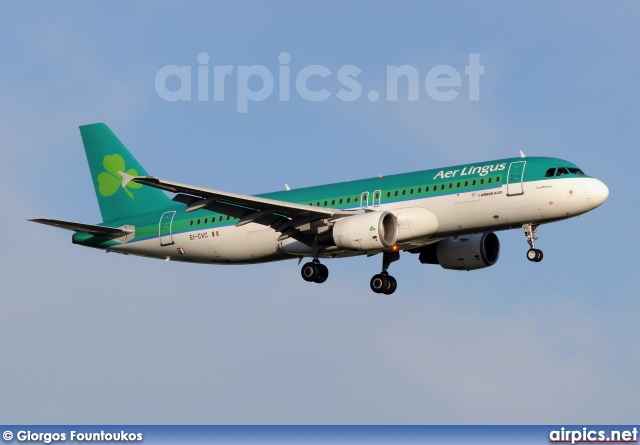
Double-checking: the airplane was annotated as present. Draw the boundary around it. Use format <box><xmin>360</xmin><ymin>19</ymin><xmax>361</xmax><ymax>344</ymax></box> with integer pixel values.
<box><xmin>30</xmin><ymin>123</ymin><xmax>609</xmax><ymax>295</ymax></box>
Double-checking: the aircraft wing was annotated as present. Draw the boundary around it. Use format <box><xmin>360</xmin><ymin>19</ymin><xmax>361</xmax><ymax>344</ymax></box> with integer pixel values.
<box><xmin>121</xmin><ymin>173</ymin><xmax>362</xmax><ymax>243</ymax></box>
<box><xmin>29</xmin><ymin>218</ymin><xmax>133</xmax><ymax>238</ymax></box>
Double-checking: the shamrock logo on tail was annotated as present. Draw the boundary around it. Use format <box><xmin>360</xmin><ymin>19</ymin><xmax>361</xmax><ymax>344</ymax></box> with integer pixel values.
<box><xmin>98</xmin><ymin>154</ymin><xmax>141</xmax><ymax>199</ymax></box>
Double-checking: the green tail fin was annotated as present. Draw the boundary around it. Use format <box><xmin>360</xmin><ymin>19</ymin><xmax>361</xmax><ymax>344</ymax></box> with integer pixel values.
<box><xmin>79</xmin><ymin>123</ymin><xmax>172</xmax><ymax>222</ymax></box>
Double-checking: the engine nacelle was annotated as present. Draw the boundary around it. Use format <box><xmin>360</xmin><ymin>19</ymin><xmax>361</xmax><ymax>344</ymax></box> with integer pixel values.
<box><xmin>392</xmin><ymin>207</ymin><xmax>439</xmax><ymax>242</ymax></box>
<box><xmin>317</xmin><ymin>211</ymin><xmax>398</xmax><ymax>251</ymax></box>
<box><xmin>419</xmin><ymin>232</ymin><xmax>500</xmax><ymax>270</ymax></box>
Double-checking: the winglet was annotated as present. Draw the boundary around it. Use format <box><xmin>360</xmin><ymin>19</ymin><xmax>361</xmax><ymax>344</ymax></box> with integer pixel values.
<box><xmin>519</xmin><ymin>150</ymin><xmax>526</xmax><ymax>158</ymax></box>
<box><xmin>118</xmin><ymin>171</ymin><xmax>135</xmax><ymax>188</ymax></box>
<box><xmin>285</xmin><ymin>184</ymin><xmax>291</xmax><ymax>191</ymax></box>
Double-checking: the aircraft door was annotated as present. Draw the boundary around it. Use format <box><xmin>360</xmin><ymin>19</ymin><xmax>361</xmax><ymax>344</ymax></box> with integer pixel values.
<box><xmin>373</xmin><ymin>189</ymin><xmax>382</xmax><ymax>207</ymax></box>
<box><xmin>159</xmin><ymin>211</ymin><xmax>176</xmax><ymax>246</ymax></box>
<box><xmin>507</xmin><ymin>161</ymin><xmax>526</xmax><ymax>196</ymax></box>
<box><xmin>361</xmin><ymin>191</ymin><xmax>370</xmax><ymax>208</ymax></box>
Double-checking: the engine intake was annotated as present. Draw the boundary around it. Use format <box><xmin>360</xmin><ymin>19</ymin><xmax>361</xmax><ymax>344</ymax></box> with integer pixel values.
<box><xmin>418</xmin><ymin>232</ymin><xmax>500</xmax><ymax>270</ymax></box>
<box><xmin>317</xmin><ymin>211</ymin><xmax>398</xmax><ymax>251</ymax></box>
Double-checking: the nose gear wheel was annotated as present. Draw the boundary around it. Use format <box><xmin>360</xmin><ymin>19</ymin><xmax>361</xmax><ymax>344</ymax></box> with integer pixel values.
<box><xmin>522</xmin><ymin>223</ymin><xmax>543</xmax><ymax>262</ymax></box>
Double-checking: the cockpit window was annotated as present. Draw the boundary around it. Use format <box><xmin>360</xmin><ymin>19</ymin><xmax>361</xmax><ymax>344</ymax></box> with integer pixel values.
<box><xmin>549</xmin><ymin>166</ymin><xmax>586</xmax><ymax>178</ymax></box>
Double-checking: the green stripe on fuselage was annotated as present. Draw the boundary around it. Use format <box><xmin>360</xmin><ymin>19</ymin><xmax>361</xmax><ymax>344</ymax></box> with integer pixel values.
<box><xmin>73</xmin><ymin>156</ymin><xmax>588</xmax><ymax>249</ymax></box>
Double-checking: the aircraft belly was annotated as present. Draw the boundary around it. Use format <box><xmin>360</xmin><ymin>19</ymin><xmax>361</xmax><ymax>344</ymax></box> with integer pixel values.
<box><xmin>109</xmin><ymin>224</ymin><xmax>286</xmax><ymax>264</ymax></box>
<box><xmin>453</xmin><ymin>199</ymin><xmax>490</xmax><ymax>230</ymax></box>
<box><xmin>205</xmin><ymin>224</ymin><xmax>281</xmax><ymax>262</ymax></box>
<box><xmin>246</xmin><ymin>228</ymin><xmax>280</xmax><ymax>259</ymax></box>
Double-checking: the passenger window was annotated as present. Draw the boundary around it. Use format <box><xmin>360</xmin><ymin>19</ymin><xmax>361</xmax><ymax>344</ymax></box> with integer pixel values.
<box><xmin>219</xmin><ymin>216</ymin><xmax>222</xmax><ymax>221</ymax></box>
<box><xmin>323</xmin><ymin>200</ymin><xmax>327</xmax><ymax>206</ymax></box>
<box><xmin>456</xmin><ymin>182</ymin><xmax>460</xmax><ymax>188</ymax></box>
<box><xmin>339</xmin><ymin>198</ymin><xmax>343</xmax><ymax>204</ymax></box>
<box><xmin>386</xmin><ymin>191</ymin><xmax>390</xmax><ymax>198</ymax></box>
<box><xmin>418</xmin><ymin>187</ymin><xmax>422</xmax><ymax>193</ymax></box>
<box><xmin>355</xmin><ymin>196</ymin><xmax>358</xmax><ymax>202</ymax></box>
<box><xmin>448</xmin><ymin>183</ymin><xmax>452</xmax><ymax>189</ymax></box>
<box><xmin>545</xmin><ymin>168</ymin><xmax>556</xmax><ymax>177</ymax></box>
<box><xmin>227</xmin><ymin>216</ymin><xmax>230</xmax><ymax>220</ymax></box>
<box><xmin>204</xmin><ymin>218</ymin><xmax>208</xmax><ymax>224</ymax></box>
<box><xmin>410</xmin><ymin>189</ymin><xmax>413</xmax><ymax>194</ymax></box>
<box><xmin>488</xmin><ymin>178</ymin><xmax>492</xmax><ymax>183</ymax></box>
<box><xmin>394</xmin><ymin>191</ymin><xmax>398</xmax><ymax>196</ymax></box>
<box><xmin>472</xmin><ymin>180</ymin><xmax>476</xmax><ymax>186</ymax></box>
<box><xmin>426</xmin><ymin>186</ymin><xmax>429</xmax><ymax>192</ymax></box>
<box><xmin>316</xmin><ymin>202</ymin><xmax>320</xmax><ymax>206</ymax></box>
<box><xmin>480</xmin><ymin>179</ymin><xmax>484</xmax><ymax>184</ymax></box>
<box><xmin>331</xmin><ymin>199</ymin><xmax>335</xmax><ymax>205</ymax></box>
<box><xmin>441</xmin><ymin>184</ymin><xmax>445</xmax><ymax>190</ymax></box>
<box><xmin>197</xmin><ymin>219</ymin><xmax>201</xmax><ymax>224</ymax></box>
<box><xmin>347</xmin><ymin>197</ymin><xmax>351</xmax><ymax>203</ymax></box>
<box><xmin>402</xmin><ymin>190</ymin><xmax>406</xmax><ymax>196</ymax></box>
<box><xmin>190</xmin><ymin>220</ymin><xmax>193</xmax><ymax>226</ymax></box>
<box><xmin>464</xmin><ymin>181</ymin><xmax>468</xmax><ymax>186</ymax></box>
<box><xmin>556</xmin><ymin>167</ymin><xmax>570</xmax><ymax>176</ymax></box>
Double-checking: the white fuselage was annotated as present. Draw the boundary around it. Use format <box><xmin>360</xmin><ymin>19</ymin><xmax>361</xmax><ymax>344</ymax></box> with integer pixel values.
<box><xmin>105</xmin><ymin>176</ymin><xmax>606</xmax><ymax>264</ymax></box>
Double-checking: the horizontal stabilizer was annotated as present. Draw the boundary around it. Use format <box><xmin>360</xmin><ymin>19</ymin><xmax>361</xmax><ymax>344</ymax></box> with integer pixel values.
<box><xmin>29</xmin><ymin>218</ymin><xmax>134</xmax><ymax>238</ymax></box>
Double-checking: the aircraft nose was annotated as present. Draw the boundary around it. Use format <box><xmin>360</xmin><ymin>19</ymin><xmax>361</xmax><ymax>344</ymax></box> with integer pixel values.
<box><xmin>585</xmin><ymin>178</ymin><xmax>609</xmax><ymax>209</ymax></box>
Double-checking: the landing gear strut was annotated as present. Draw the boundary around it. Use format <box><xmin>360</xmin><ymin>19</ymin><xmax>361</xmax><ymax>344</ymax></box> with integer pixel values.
<box><xmin>523</xmin><ymin>223</ymin><xmax>543</xmax><ymax>262</ymax></box>
<box><xmin>370</xmin><ymin>251</ymin><xmax>400</xmax><ymax>295</ymax></box>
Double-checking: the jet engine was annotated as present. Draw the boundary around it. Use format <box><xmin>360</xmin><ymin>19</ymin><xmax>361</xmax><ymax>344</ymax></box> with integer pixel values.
<box><xmin>418</xmin><ymin>232</ymin><xmax>500</xmax><ymax>270</ymax></box>
<box><xmin>316</xmin><ymin>211</ymin><xmax>398</xmax><ymax>251</ymax></box>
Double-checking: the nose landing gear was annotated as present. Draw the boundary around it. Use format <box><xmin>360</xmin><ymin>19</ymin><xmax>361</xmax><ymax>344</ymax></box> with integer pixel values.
<box><xmin>523</xmin><ymin>223</ymin><xmax>543</xmax><ymax>262</ymax></box>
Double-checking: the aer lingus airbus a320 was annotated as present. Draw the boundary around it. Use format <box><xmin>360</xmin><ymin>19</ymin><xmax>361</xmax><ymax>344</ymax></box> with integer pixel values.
<box><xmin>31</xmin><ymin>123</ymin><xmax>609</xmax><ymax>294</ymax></box>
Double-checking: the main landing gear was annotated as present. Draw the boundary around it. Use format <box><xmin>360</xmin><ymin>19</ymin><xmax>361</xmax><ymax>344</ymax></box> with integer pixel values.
<box><xmin>299</xmin><ymin>250</ymin><xmax>401</xmax><ymax>294</ymax></box>
<box><xmin>370</xmin><ymin>251</ymin><xmax>400</xmax><ymax>295</ymax></box>
<box><xmin>523</xmin><ymin>223</ymin><xmax>543</xmax><ymax>262</ymax></box>
<box><xmin>301</xmin><ymin>260</ymin><xmax>329</xmax><ymax>283</ymax></box>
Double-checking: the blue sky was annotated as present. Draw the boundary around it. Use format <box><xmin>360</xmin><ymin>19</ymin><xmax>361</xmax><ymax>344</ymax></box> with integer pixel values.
<box><xmin>1</xmin><ymin>1</ymin><xmax>638</xmax><ymax>423</ymax></box>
